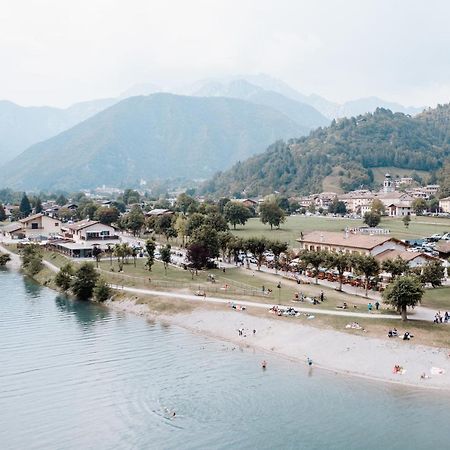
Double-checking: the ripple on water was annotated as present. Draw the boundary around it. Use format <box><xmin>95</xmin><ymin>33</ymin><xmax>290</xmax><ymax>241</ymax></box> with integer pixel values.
<box><xmin>1</xmin><ymin>271</ymin><xmax>450</xmax><ymax>450</ymax></box>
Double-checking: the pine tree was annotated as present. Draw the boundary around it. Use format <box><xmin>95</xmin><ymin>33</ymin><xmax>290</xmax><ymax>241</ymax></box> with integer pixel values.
<box><xmin>19</xmin><ymin>193</ymin><xmax>32</xmax><ymax>218</ymax></box>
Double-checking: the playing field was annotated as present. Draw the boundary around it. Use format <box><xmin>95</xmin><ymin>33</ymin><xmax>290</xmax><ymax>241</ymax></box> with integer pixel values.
<box><xmin>231</xmin><ymin>215</ymin><xmax>450</xmax><ymax>247</ymax></box>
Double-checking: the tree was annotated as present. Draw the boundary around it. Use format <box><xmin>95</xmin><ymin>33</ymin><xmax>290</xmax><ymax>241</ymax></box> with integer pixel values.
<box><xmin>21</xmin><ymin>244</ymin><xmax>43</xmax><ymax>275</ymax></box>
<box><xmin>160</xmin><ymin>244</ymin><xmax>171</xmax><ymax>275</ymax></box>
<box><xmin>204</xmin><ymin>212</ymin><xmax>229</xmax><ymax>232</ymax></box>
<box><xmin>381</xmin><ymin>256</ymin><xmax>409</xmax><ymax>279</ymax></box>
<box><xmin>95</xmin><ymin>206</ymin><xmax>120</xmax><ymax>225</ymax></box>
<box><xmin>185</xmin><ymin>213</ymin><xmax>206</xmax><ymax>236</ymax></box>
<box><xmin>54</xmin><ymin>263</ymin><xmax>74</xmax><ymax>291</ymax></box>
<box><xmin>70</xmin><ymin>263</ymin><xmax>99</xmax><ymax>300</ymax></box>
<box><xmin>382</xmin><ymin>275</ymin><xmax>424</xmax><ymax>321</ymax></box>
<box><xmin>328</xmin><ymin>197</ymin><xmax>347</xmax><ymax>215</ymax></box>
<box><xmin>223</xmin><ymin>202</ymin><xmax>251</xmax><ymax>229</ymax></box>
<box><xmin>19</xmin><ymin>193</ymin><xmax>32</xmax><ymax>218</ymax></box>
<box><xmin>420</xmin><ymin>260</ymin><xmax>444</xmax><ymax>288</ymax></box>
<box><xmin>122</xmin><ymin>189</ymin><xmax>140</xmax><ymax>205</ymax></box>
<box><xmin>218</xmin><ymin>197</ymin><xmax>231</xmax><ymax>214</ymax></box>
<box><xmin>325</xmin><ymin>251</ymin><xmax>353</xmax><ymax>291</ymax></box>
<box><xmin>93</xmin><ymin>278</ymin><xmax>111</xmax><ymax>302</ymax></box>
<box><xmin>113</xmin><ymin>243</ymin><xmax>131</xmax><ymax>271</ymax></box>
<box><xmin>174</xmin><ymin>214</ymin><xmax>188</xmax><ymax>247</ymax></box>
<box><xmin>412</xmin><ymin>198</ymin><xmax>427</xmax><ymax>216</ymax></box>
<box><xmin>0</xmin><ymin>253</ymin><xmax>11</xmax><ymax>266</ymax></box>
<box><xmin>144</xmin><ymin>239</ymin><xmax>156</xmax><ymax>272</ymax></box>
<box><xmin>191</xmin><ymin>225</ymin><xmax>220</xmax><ymax>259</ymax></box>
<box><xmin>370</xmin><ymin>199</ymin><xmax>386</xmax><ymax>216</ymax></box>
<box><xmin>34</xmin><ymin>197</ymin><xmax>43</xmax><ymax>214</ymax></box>
<box><xmin>363</xmin><ymin>211</ymin><xmax>381</xmax><ymax>227</ymax></box>
<box><xmin>55</xmin><ymin>194</ymin><xmax>68</xmax><ymax>206</ymax></box>
<box><xmin>353</xmin><ymin>254</ymin><xmax>380</xmax><ymax>296</ymax></box>
<box><xmin>269</xmin><ymin>240</ymin><xmax>288</xmax><ymax>274</ymax></box>
<box><xmin>187</xmin><ymin>243</ymin><xmax>210</xmax><ymax>270</ymax></box>
<box><xmin>402</xmin><ymin>215</ymin><xmax>411</xmax><ymax>229</ymax></box>
<box><xmin>124</xmin><ymin>205</ymin><xmax>145</xmax><ymax>236</ymax></box>
<box><xmin>176</xmin><ymin>193</ymin><xmax>197</xmax><ymax>214</ymax></box>
<box><xmin>260</xmin><ymin>201</ymin><xmax>286</xmax><ymax>230</ymax></box>
<box><xmin>0</xmin><ymin>203</ymin><xmax>6</xmax><ymax>221</ymax></box>
<box><xmin>218</xmin><ymin>231</ymin><xmax>233</xmax><ymax>260</ymax></box>
<box><xmin>245</xmin><ymin>237</ymin><xmax>268</xmax><ymax>271</ymax></box>
<box><xmin>308</xmin><ymin>203</ymin><xmax>316</xmax><ymax>214</ymax></box>
<box><xmin>300</xmin><ymin>250</ymin><xmax>326</xmax><ymax>284</ymax></box>
<box><xmin>92</xmin><ymin>245</ymin><xmax>102</xmax><ymax>268</ymax></box>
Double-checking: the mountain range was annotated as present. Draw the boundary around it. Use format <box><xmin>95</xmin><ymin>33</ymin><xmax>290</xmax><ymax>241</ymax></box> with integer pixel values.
<box><xmin>1</xmin><ymin>94</ymin><xmax>305</xmax><ymax>191</ymax></box>
<box><xmin>202</xmin><ymin>104</ymin><xmax>450</xmax><ymax>197</ymax></box>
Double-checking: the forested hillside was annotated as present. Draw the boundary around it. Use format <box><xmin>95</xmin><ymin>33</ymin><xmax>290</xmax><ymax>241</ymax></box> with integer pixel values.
<box><xmin>203</xmin><ymin>105</ymin><xmax>450</xmax><ymax>197</ymax></box>
<box><xmin>1</xmin><ymin>94</ymin><xmax>304</xmax><ymax>191</ymax></box>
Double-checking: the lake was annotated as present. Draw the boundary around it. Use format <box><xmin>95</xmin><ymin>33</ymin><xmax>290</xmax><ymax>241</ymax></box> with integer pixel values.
<box><xmin>1</xmin><ymin>268</ymin><xmax>449</xmax><ymax>450</ymax></box>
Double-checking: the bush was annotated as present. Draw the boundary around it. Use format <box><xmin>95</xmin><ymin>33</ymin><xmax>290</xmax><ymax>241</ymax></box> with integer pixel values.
<box><xmin>70</xmin><ymin>263</ymin><xmax>99</xmax><ymax>300</ymax></box>
<box><xmin>94</xmin><ymin>278</ymin><xmax>110</xmax><ymax>302</ymax></box>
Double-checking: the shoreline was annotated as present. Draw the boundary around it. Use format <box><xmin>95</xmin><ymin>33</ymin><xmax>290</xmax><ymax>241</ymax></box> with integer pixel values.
<box><xmin>109</xmin><ymin>297</ymin><xmax>450</xmax><ymax>392</ymax></box>
<box><xmin>2</xmin><ymin>243</ymin><xmax>449</xmax><ymax>391</ymax></box>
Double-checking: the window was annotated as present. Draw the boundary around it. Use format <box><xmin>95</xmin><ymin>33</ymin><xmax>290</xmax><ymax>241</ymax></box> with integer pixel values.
<box><xmin>55</xmin><ymin>223</ymin><xmax>59</xmax><ymax>227</ymax></box>
<box><xmin>31</xmin><ymin>223</ymin><xmax>38</xmax><ymax>230</ymax></box>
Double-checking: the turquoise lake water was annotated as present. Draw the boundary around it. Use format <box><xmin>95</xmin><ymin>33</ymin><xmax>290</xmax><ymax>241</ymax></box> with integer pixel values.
<box><xmin>1</xmin><ymin>268</ymin><xmax>449</xmax><ymax>450</ymax></box>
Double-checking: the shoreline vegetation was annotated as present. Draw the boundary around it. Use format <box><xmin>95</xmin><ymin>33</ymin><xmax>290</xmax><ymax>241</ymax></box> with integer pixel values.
<box><xmin>1</xmin><ymin>242</ymin><xmax>449</xmax><ymax>391</ymax></box>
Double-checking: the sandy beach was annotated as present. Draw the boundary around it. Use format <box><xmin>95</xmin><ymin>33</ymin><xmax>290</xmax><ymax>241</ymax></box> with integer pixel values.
<box><xmin>110</xmin><ymin>298</ymin><xmax>450</xmax><ymax>391</ymax></box>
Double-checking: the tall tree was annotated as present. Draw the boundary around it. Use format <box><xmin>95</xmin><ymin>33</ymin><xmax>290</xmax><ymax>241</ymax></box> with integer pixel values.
<box><xmin>382</xmin><ymin>275</ymin><xmax>424</xmax><ymax>321</ymax></box>
<box><xmin>370</xmin><ymin>199</ymin><xmax>386</xmax><ymax>216</ymax></box>
<box><xmin>412</xmin><ymin>198</ymin><xmax>427</xmax><ymax>215</ymax></box>
<box><xmin>0</xmin><ymin>203</ymin><xmax>6</xmax><ymax>221</ymax></box>
<box><xmin>381</xmin><ymin>256</ymin><xmax>409</xmax><ymax>279</ymax></box>
<box><xmin>300</xmin><ymin>250</ymin><xmax>327</xmax><ymax>284</ymax></box>
<box><xmin>245</xmin><ymin>237</ymin><xmax>268</xmax><ymax>271</ymax></box>
<box><xmin>420</xmin><ymin>260</ymin><xmax>444</xmax><ymax>288</ymax></box>
<box><xmin>19</xmin><ymin>193</ymin><xmax>32</xmax><ymax>218</ymax></box>
<box><xmin>352</xmin><ymin>254</ymin><xmax>380</xmax><ymax>296</ymax></box>
<box><xmin>325</xmin><ymin>251</ymin><xmax>353</xmax><ymax>291</ymax></box>
<box><xmin>260</xmin><ymin>201</ymin><xmax>286</xmax><ymax>230</ymax></box>
<box><xmin>34</xmin><ymin>197</ymin><xmax>43</xmax><ymax>214</ymax></box>
<box><xmin>70</xmin><ymin>263</ymin><xmax>99</xmax><ymax>300</ymax></box>
<box><xmin>363</xmin><ymin>211</ymin><xmax>381</xmax><ymax>227</ymax></box>
<box><xmin>144</xmin><ymin>239</ymin><xmax>156</xmax><ymax>272</ymax></box>
<box><xmin>160</xmin><ymin>244</ymin><xmax>172</xmax><ymax>275</ymax></box>
<box><xmin>269</xmin><ymin>240</ymin><xmax>288</xmax><ymax>274</ymax></box>
<box><xmin>223</xmin><ymin>202</ymin><xmax>251</xmax><ymax>230</ymax></box>
<box><xmin>95</xmin><ymin>206</ymin><xmax>120</xmax><ymax>225</ymax></box>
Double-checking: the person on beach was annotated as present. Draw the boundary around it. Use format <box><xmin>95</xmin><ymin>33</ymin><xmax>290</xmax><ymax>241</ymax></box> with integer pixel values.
<box><xmin>320</xmin><ymin>290</ymin><xmax>324</xmax><ymax>302</ymax></box>
<box><xmin>307</xmin><ymin>357</ymin><xmax>313</xmax><ymax>366</ymax></box>
<box><xmin>375</xmin><ymin>301</ymin><xmax>380</xmax><ymax>310</ymax></box>
<box><xmin>368</xmin><ymin>302</ymin><xmax>373</xmax><ymax>312</ymax></box>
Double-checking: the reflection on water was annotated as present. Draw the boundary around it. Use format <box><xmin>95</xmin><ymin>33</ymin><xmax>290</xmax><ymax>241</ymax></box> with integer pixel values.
<box><xmin>22</xmin><ymin>276</ymin><xmax>43</xmax><ymax>298</ymax></box>
<box><xmin>54</xmin><ymin>294</ymin><xmax>111</xmax><ymax>327</ymax></box>
<box><xmin>1</xmin><ymin>270</ymin><xmax>449</xmax><ymax>450</ymax></box>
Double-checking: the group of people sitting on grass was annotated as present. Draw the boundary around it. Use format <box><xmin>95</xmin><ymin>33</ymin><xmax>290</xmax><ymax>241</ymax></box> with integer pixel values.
<box><xmin>388</xmin><ymin>328</ymin><xmax>414</xmax><ymax>340</ymax></box>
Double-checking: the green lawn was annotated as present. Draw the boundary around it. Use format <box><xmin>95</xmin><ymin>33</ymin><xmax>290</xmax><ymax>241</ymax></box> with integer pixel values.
<box><xmin>231</xmin><ymin>215</ymin><xmax>450</xmax><ymax>247</ymax></box>
<box><xmin>421</xmin><ymin>286</ymin><xmax>450</xmax><ymax>310</ymax></box>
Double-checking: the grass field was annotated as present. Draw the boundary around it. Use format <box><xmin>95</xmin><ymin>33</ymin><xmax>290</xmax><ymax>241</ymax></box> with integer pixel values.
<box><xmin>421</xmin><ymin>286</ymin><xmax>450</xmax><ymax>310</ymax></box>
<box><xmin>231</xmin><ymin>215</ymin><xmax>450</xmax><ymax>247</ymax></box>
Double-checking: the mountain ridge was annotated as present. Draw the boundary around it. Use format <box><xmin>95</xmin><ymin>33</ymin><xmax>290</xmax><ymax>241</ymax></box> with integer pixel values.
<box><xmin>1</xmin><ymin>93</ymin><xmax>306</xmax><ymax>191</ymax></box>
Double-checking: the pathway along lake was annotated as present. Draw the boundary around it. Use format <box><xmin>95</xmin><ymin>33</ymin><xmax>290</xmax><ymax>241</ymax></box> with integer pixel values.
<box><xmin>1</xmin><ymin>268</ymin><xmax>449</xmax><ymax>450</ymax></box>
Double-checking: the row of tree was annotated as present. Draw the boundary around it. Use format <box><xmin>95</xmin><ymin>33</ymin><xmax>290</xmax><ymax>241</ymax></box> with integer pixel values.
<box><xmin>299</xmin><ymin>249</ymin><xmax>444</xmax><ymax>295</ymax></box>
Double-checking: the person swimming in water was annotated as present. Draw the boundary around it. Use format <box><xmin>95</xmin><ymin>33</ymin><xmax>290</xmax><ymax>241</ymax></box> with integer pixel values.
<box><xmin>307</xmin><ymin>357</ymin><xmax>313</xmax><ymax>366</ymax></box>
<box><xmin>261</xmin><ymin>360</ymin><xmax>267</xmax><ymax>369</ymax></box>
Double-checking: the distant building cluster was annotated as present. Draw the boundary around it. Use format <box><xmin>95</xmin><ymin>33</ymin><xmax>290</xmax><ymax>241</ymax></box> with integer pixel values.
<box><xmin>295</xmin><ymin>174</ymin><xmax>445</xmax><ymax>217</ymax></box>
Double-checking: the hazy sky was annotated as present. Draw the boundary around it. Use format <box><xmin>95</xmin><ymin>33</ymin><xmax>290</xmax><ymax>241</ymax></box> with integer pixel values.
<box><xmin>1</xmin><ymin>0</ymin><xmax>449</xmax><ymax>108</ymax></box>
